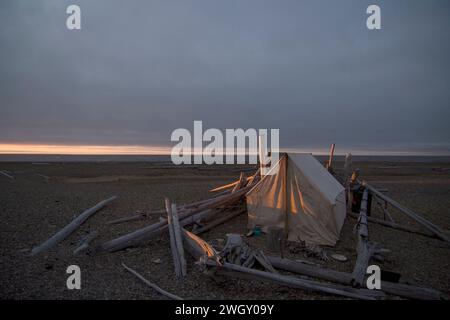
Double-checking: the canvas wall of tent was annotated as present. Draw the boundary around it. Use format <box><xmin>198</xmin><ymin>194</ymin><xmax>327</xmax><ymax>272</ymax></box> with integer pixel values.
<box><xmin>246</xmin><ymin>153</ymin><xmax>347</xmax><ymax>246</ymax></box>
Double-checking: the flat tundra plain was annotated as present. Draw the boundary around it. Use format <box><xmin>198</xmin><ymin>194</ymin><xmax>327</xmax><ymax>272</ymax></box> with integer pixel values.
<box><xmin>0</xmin><ymin>160</ymin><xmax>449</xmax><ymax>299</ymax></box>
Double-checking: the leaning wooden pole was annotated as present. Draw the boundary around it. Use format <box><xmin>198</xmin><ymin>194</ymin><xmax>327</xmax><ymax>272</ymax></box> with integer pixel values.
<box><xmin>326</xmin><ymin>143</ymin><xmax>335</xmax><ymax>170</ymax></box>
<box><xmin>31</xmin><ymin>196</ymin><xmax>117</xmax><ymax>256</ymax></box>
<box><xmin>348</xmin><ymin>212</ymin><xmax>435</xmax><ymax>239</ymax></box>
<box><xmin>364</xmin><ymin>183</ymin><xmax>450</xmax><ymax>243</ymax></box>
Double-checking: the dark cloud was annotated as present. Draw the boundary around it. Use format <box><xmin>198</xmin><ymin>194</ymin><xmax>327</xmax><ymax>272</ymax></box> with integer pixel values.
<box><xmin>0</xmin><ymin>0</ymin><xmax>449</xmax><ymax>153</ymax></box>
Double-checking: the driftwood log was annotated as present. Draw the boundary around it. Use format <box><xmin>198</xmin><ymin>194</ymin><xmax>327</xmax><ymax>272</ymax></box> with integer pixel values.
<box><xmin>166</xmin><ymin>200</ymin><xmax>187</xmax><ymax>277</ymax></box>
<box><xmin>267</xmin><ymin>257</ymin><xmax>444</xmax><ymax>300</ymax></box>
<box><xmin>206</xmin><ymin>260</ymin><xmax>384</xmax><ymax>300</ymax></box>
<box><xmin>351</xmin><ymin>189</ymin><xmax>376</xmax><ymax>287</ymax></box>
<box><xmin>99</xmin><ymin>183</ymin><xmax>255</xmax><ymax>252</ymax></box>
<box><xmin>193</xmin><ymin>209</ymin><xmax>246</xmax><ymax>235</ymax></box>
<box><xmin>100</xmin><ymin>207</ymin><xmax>214</xmax><ymax>252</ymax></box>
<box><xmin>182</xmin><ymin>229</ymin><xmax>217</xmax><ymax>260</ymax></box>
<box><xmin>31</xmin><ymin>196</ymin><xmax>117</xmax><ymax>256</ymax></box>
<box><xmin>182</xmin><ymin>230</ymin><xmax>381</xmax><ymax>300</ymax></box>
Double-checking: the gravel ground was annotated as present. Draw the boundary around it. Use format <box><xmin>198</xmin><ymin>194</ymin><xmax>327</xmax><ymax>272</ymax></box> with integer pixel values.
<box><xmin>0</xmin><ymin>160</ymin><xmax>449</xmax><ymax>299</ymax></box>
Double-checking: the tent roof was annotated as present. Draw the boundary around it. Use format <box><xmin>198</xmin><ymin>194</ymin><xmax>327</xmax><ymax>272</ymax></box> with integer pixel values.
<box><xmin>287</xmin><ymin>153</ymin><xmax>344</xmax><ymax>204</ymax></box>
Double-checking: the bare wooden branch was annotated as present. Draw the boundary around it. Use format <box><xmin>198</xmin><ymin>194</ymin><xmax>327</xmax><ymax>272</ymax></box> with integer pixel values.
<box><xmin>73</xmin><ymin>231</ymin><xmax>98</xmax><ymax>255</ymax></box>
<box><xmin>31</xmin><ymin>196</ymin><xmax>117</xmax><ymax>256</ymax></box>
<box><xmin>122</xmin><ymin>263</ymin><xmax>183</xmax><ymax>300</ymax></box>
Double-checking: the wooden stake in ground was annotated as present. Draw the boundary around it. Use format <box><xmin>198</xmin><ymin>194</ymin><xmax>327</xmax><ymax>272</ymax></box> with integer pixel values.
<box><xmin>165</xmin><ymin>198</ymin><xmax>182</xmax><ymax>277</ymax></box>
<box><xmin>122</xmin><ymin>263</ymin><xmax>183</xmax><ymax>300</ymax></box>
<box><xmin>343</xmin><ymin>153</ymin><xmax>352</xmax><ymax>186</ymax></box>
<box><xmin>30</xmin><ymin>196</ymin><xmax>117</xmax><ymax>256</ymax></box>
<box><xmin>171</xmin><ymin>203</ymin><xmax>187</xmax><ymax>277</ymax></box>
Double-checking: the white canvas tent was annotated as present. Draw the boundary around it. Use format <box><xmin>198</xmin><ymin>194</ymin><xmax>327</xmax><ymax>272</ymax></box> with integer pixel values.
<box><xmin>246</xmin><ymin>153</ymin><xmax>346</xmax><ymax>246</ymax></box>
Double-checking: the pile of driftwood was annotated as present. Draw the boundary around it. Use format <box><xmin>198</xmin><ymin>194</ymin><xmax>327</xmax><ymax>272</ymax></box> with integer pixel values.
<box><xmin>28</xmin><ymin>153</ymin><xmax>448</xmax><ymax>300</ymax></box>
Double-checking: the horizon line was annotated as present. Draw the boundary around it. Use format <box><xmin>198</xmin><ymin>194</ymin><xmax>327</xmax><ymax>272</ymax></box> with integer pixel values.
<box><xmin>0</xmin><ymin>143</ymin><xmax>449</xmax><ymax>157</ymax></box>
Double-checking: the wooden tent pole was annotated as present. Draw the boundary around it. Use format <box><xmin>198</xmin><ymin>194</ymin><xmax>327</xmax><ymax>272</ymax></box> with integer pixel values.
<box><xmin>328</xmin><ymin>143</ymin><xmax>335</xmax><ymax>169</ymax></box>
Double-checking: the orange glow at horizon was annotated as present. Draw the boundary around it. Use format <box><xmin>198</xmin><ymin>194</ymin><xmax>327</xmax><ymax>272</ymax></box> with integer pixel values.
<box><xmin>0</xmin><ymin>143</ymin><xmax>172</xmax><ymax>155</ymax></box>
<box><xmin>0</xmin><ymin>143</ymin><xmax>446</xmax><ymax>156</ymax></box>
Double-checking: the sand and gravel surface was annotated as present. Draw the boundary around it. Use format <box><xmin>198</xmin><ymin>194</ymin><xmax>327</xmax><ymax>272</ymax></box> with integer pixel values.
<box><xmin>0</xmin><ymin>159</ymin><xmax>449</xmax><ymax>299</ymax></box>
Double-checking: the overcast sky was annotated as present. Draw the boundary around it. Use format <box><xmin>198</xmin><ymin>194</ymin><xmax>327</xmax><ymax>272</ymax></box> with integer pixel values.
<box><xmin>0</xmin><ymin>0</ymin><xmax>449</xmax><ymax>154</ymax></box>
